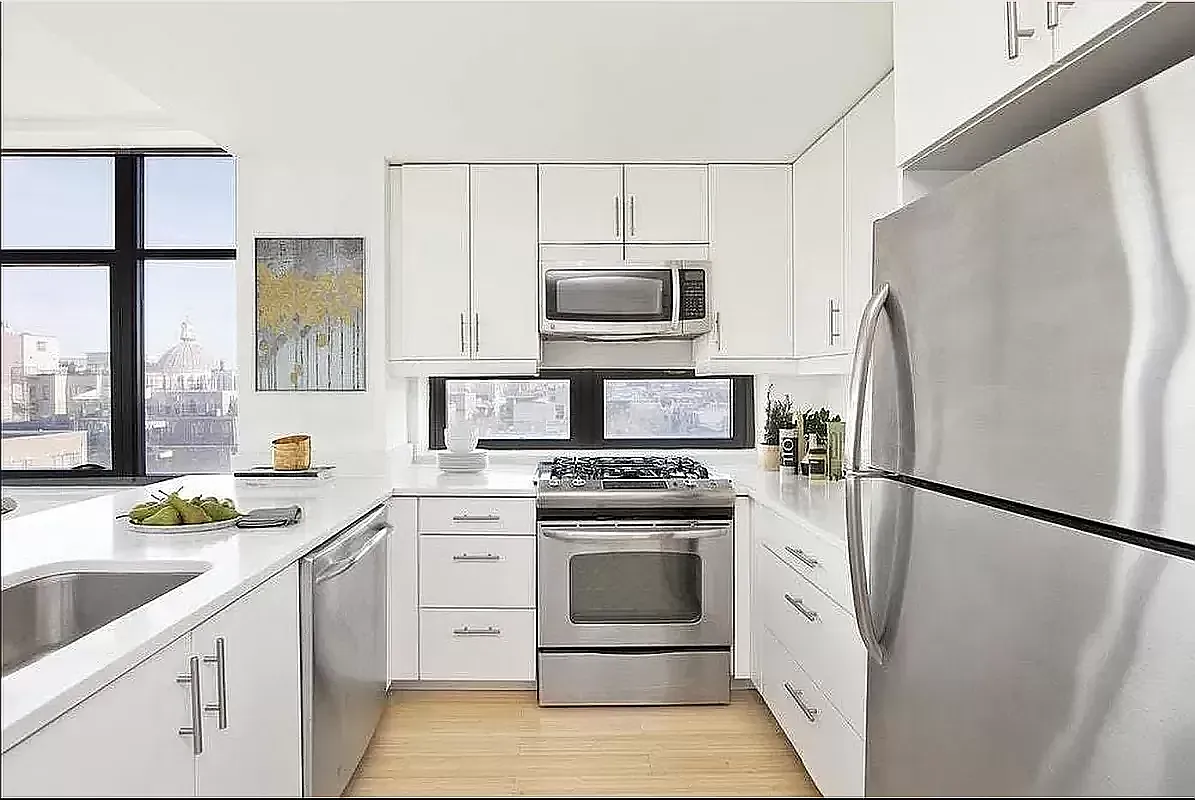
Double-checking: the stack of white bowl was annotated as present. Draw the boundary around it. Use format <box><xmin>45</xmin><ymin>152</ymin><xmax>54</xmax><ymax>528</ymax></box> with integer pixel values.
<box><xmin>438</xmin><ymin>422</ymin><xmax>488</xmax><ymax>473</ymax></box>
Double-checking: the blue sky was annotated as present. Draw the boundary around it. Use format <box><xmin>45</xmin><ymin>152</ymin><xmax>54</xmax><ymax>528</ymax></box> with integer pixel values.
<box><xmin>1</xmin><ymin>156</ymin><xmax>237</xmax><ymax>365</ymax></box>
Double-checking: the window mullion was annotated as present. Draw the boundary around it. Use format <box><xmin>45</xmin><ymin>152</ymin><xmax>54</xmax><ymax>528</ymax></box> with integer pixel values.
<box><xmin>108</xmin><ymin>154</ymin><xmax>146</xmax><ymax>476</ymax></box>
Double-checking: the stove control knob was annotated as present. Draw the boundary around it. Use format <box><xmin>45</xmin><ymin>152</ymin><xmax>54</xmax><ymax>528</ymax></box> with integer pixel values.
<box><xmin>571</xmin><ymin>478</ymin><xmax>586</xmax><ymax>488</ymax></box>
<box><xmin>548</xmin><ymin>478</ymin><xmax>560</xmax><ymax>488</ymax></box>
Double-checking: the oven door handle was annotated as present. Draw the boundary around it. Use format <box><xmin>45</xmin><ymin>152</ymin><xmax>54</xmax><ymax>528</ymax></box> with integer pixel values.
<box><xmin>540</xmin><ymin>522</ymin><xmax>731</xmax><ymax>542</ymax></box>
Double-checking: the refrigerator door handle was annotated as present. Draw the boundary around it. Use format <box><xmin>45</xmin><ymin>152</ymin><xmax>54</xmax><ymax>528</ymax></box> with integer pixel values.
<box><xmin>844</xmin><ymin>282</ymin><xmax>890</xmax><ymax>665</ymax></box>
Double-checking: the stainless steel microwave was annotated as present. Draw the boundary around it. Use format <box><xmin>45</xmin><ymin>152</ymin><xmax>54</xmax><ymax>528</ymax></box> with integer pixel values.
<box><xmin>539</xmin><ymin>260</ymin><xmax>712</xmax><ymax>340</ymax></box>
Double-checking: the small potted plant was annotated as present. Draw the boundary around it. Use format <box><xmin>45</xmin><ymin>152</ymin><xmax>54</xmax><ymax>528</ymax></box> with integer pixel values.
<box><xmin>760</xmin><ymin>384</ymin><xmax>794</xmax><ymax>471</ymax></box>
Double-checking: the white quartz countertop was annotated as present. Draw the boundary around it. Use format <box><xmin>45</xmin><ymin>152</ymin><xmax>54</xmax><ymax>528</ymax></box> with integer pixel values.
<box><xmin>0</xmin><ymin>474</ymin><xmax>392</xmax><ymax>752</ymax></box>
<box><xmin>386</xmin><ymin>463</ymin><xmax>536</xmax><ymax>496</ymax></box>
<box><xmin>729</xmin><ymin>468</ymin><xmax>847</xmax><ymax>549</ymax></box>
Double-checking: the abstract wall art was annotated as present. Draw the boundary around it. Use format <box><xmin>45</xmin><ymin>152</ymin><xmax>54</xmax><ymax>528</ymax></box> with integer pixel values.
<box><xmin>255</xmin><ymin>237</ymin><xmax>365</xmax><ymax>391</ymax></box>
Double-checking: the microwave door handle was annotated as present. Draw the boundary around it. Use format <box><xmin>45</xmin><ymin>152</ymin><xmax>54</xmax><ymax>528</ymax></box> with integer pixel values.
<box><xmin>672</xmin><ymin>269</ymin><xmax>682</xmax><ymax>328</ymax></box>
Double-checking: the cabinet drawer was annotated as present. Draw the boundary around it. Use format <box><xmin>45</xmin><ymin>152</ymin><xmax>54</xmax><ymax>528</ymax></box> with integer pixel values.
<box><xmin>758</xmin><ymin>628</ymin><xmax>863</xmax><ymax>797</ymax></box>
<box><xmin>756</xmin><ymin>541</ymin><xmax>866</xmax><ymax>732</ymax></box>
<box><xmin>418</xmin><ymin>498</ymin><xmax>534</xmax><ymax>534</ymax></box>
<box><xmin>755</xmin><ymin>503</ymin><xmax>851</xmax><ymax>612</ymax></box>
<box><xmin>419</xmin><ymin>609</ymin><xmax>536</xmax><ymax>681</ymax></box>
<box><xmin>419</xmin><ymin>535</ymin><xmax>535</xmax><ymax>608</ymax></box>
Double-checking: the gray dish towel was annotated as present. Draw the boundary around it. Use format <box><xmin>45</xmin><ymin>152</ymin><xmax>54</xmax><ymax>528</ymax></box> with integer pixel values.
<box><xmin>236</xmin><ymin>505</ymin><xmax>303</xmax><ymax>528</ymax></box>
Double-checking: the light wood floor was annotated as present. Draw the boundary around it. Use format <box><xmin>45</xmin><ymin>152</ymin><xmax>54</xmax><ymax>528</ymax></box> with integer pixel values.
<box><xmin>344</xmin><ymin>690</ymin><xmax>820</xmax><ymax>798</ymax></box>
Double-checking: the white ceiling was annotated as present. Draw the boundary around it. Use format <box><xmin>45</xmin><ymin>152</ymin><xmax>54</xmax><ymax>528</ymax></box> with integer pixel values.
<box><xmin>2</xmin><ymin>1</ymin><xmax>893</xmax><ymax>161</ymax></box>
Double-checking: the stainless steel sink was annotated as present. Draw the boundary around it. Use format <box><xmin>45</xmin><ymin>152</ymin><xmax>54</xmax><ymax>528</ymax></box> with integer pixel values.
<box><xmin>1</xmin><ymin>570</ymin><xmax>203</xmax><ymax>677</ymax></box>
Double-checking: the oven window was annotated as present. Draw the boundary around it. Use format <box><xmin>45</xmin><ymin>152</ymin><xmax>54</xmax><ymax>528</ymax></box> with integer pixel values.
<box><xmin>544</xmin><ymin>270</ymin><xmax>673</xmax><ymax>322</ymax></box>
<box><xmin>569</xmin><ymin>552</ymin><xmax>702</xmax><ymax>624</ymax></box>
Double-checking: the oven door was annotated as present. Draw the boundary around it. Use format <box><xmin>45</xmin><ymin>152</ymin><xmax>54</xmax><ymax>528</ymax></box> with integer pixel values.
<box><xmin>537</xmin><ymin>519</ymin><xmax>733</xmax><ymax>648</ymax></box>
<box><xmin>540</xmin><ymin>263</ymin><xmax>680</xmax><ymax>338</ymax></box>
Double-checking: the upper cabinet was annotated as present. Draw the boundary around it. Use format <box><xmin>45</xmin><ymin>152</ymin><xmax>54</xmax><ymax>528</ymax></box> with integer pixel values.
<box><xmin>538</xmin><ymin>165</ymin><xmax>623</xmax><ymax>244</ymax></box>
<box><xmin>894</xmin><ymin>0</ymin><xmax>1051</xmax><ymax>165</ymax></box>
<box><xmin>894</xmin><ymin>0</ymin><xmax>1166</xmax><ymax>167</ymax></box>
<box><xmin>391</xmin><ymin>165</ymin><xmax>540</xmax><ymax>371</ymax></box>
<box><xmin>538</xmin><ymin>164</ymin><xmax>709</xmax><ymax>247</ymax></box>
<box><xmin>469</xmin><ymin>165</ymin><xmax>539</xmax><ymax>361</ymax></box>
<box><xmin>394</xmin><ymin>165</ymin><xmax>472</xmax><ymax>361</ymax></box>
<box><xmin>623</xmin><ymin>165</ymin><xmax>709</xmax><ymax>244</ymax></box>
<box><xmin>1049</xmin><ymin>1</ymin><xmax>1150</xmax><ymax>62</ymax></box>
<box><xmin>706</xmin><ymin>164</ymin><xmax>793</xmax><ymax>361</ymax></box>
<box><xmin>791</xmin><ymin>126</ymin><xmax>847</xmax><ymax>359</ymax></box>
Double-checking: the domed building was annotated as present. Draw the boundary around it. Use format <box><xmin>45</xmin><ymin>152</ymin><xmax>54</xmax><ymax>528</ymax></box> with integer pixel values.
<box><xmin>144</xmin><ymin>319</ymin><xmax>238</xmax><ymax>473</ymax></box>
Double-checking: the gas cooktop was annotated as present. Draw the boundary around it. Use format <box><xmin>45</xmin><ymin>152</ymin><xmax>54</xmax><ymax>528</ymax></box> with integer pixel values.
<box><xmin>535</xmin><ymin>455</ymin><xmax>734</xmax><ymax>509</ymax></box>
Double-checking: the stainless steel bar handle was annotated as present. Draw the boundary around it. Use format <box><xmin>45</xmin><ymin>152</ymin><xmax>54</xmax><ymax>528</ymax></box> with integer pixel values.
<box><xmin>541</xmin><ymin>523</ymin><xmax>731</xmax><ymax>542</ymax></box>
<box><xmin>828</xmin><ymin>298</ymin><xmax>842</xmax><ymax>345</ymax></box>
<box><xmin>1006</xmin><ymin>2</ymin><xmax>1036</xmax><ymax>59</ymax></box>
<box><xmin>202</xmin><ymin>637</ymin><xmax>228</xmax><ymax>730</ymax></box>
<box><xmin>1046</xmin><ymin>1</ymin><xmax>1074</xmax><ymax>29</ymax></box>
<box><xmin>314</xmin><ymin>525</ymin><xmax>391</xmax><ymax>584</ymax></box>
<box><xmin>176</xmin><ymin>655</ymin><xmax>204</xmax><ymax>755</ymax></box>
<box><xmin>783</xmin><ymin>682</ymin><xmax>819</xmax><ymax>723</ymax></box>
<box><xmin>452</xmin><ymin>553</ymin><xmax>501</xmax><ymax>562</ymax></box>
<box><xmin>714</xmin><ymin>312</ymin><xmax>723</xmax><ymax>352</ymax></box>
<box><xmin>452</xmin><ymin>512</ymin><xmax>501</xmax><ymax>523</ymax></box>
<box><xmin>784</xmin><ymin>545</ymin><xmax>820</xmax><ymax>569</ymax></box>
<box><xmin>473</xmin><ymin>313</ymin><xmax>480</xmax><ymax>354</ymax></box>
<box><xmin>614</xmin><ymin>196</ymin><xmax>621</xmax><ymax>237</ymax></box>
<box><xmin>784</xmin><ymin>593</ymin><xmax>820</xmax><ymax>623</ymax></box>
<box><xmin>452</xmin><ymin>626</ymin><xmax>501</xmax><ymax>636</ymax></box>
<box><xmin>459</xmin><ymin>313</ymin><xmax>467</xmax><ymax>354</ymax></box>
<box><xmin>628</xmin><ymin>195</ymin><xmax>636</xmax><ymax>237</ymax></box>
<box><xmin>845</xmin><ymin>282</ymin><xmax>890</xmax><ymax>665</ymax></box>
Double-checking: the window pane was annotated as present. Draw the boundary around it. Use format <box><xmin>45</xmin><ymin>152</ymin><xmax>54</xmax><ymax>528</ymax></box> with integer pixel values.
<box><xmin>0</xmin><ymin>157</ymin><xmax>115</xmax><ymax>248</ymax></box>
<box><xmin>604</xmin><ymin>378</ymin><xmax>732</xmax><ymax>439</ymax></box>
<box><xmin>1</xmin><ymin>265</ymin><xmax>112</xmax><ymax>468</ymax></box>
<box><xmin>144</xmin><ymin>260</ymin><xmax>237</xmax><ymax>474</ymax></box>
<box><xmin>446</xmin><ymin>379</ymin><xmax>570</xmax><ymax>440</ymax></box>
<box><xmin>143</xmin><ymin>156</ymin><xmax>236</xmax><ymax>247</ymax></box>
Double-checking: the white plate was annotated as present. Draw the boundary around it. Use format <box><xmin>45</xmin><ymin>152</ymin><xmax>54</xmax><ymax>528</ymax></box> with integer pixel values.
<box><xmin>438</xmin><ymin>465</ymin><xmax>488</xmax><ymax>474</ymax></box>
<box><xmin>126</xmin><ymin>516</ymin><xmax>242</xmax><ymax>534</ymax></box>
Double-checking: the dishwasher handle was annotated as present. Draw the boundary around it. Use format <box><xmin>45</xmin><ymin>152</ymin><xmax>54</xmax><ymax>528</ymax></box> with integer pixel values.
<box><xmin>314</xmin><ymin>524</ymin><xmax>390</xmax><ymax>584</ymax></box>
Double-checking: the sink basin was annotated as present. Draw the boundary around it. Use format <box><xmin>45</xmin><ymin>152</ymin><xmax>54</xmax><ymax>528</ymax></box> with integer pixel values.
<box><xmin>1</xmin><ymin>569</ymin><xmax>203</xmax><ymax>677</ymax></box>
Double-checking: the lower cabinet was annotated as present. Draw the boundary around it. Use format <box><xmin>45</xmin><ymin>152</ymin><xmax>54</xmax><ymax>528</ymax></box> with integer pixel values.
<box><xmin>419</xmin><ymin>609</ymin><xmax>537</xmax><ymax>681</ymax></box>
<box><xmin>1</xmin><ymin>566</ymin><xmax>302</xmax><ymax>798</ymax></box>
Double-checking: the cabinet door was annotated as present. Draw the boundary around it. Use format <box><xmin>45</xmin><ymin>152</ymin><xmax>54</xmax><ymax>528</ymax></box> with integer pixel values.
<box><xmin>388</xmin><ymin>497</ymin><xmax>419</xmax><ymax>680</ymax></box>
<box><xmin>843</xmin><ymin>75</ymin><xmax>898</xmax><ymax>355</ymax></box>
<box><xmin>792</xmin><ymin>125</ymin><xmax>846</xmax><ymax>358</ymax></box>
<box><xmin>398</xmin><ymin>165</ymin><xmax>471</xmax><ymax>359</ymax></box>
<box><xmin>470</xmin><ymin>165</ymin><xmax>539</xmax><ymax>360</ymax></box>
<box><xmin>623</xmin><ymin>164</ymin><xmax>710</xmax><ymax>244</ymax></box>
<box><xmin>894</xmin><ymin>0</ymin><xmax>1051</xmax><ymax>164</ymax></box>
<box><xmin>708</xmin><ymin>165</ymin><xmax>793</xmax><ymax>359</ymax></box>
<box><xmin>1051</xmin><ymin>1</ymin><xmax>1149</xmax><ymax>62</ymax></box>
<box><xmin>733</xmin><ymin>497</ymin><xmax>752</xmax><ymax>680</ymax></box>
<box><xmin>538</xmin><ymin>165</ymin><xmax>623</xmax><ymax>244</ymax></box>
<box><xmin>1</xmin><ymin>635</ymin><xmax>197</xmax><ymax>797</ymax></box>
<box><xmin>194</xmin><ymin>566</ymin><xmax>301</xmax><ymax>797</ymax></box>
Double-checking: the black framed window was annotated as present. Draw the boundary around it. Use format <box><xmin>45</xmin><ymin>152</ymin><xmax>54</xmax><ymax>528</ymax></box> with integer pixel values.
<box><xmin>429</xmin><ymin>370</ymin><xmax>754</xmax><ymax>450</ymax></box>
<box><xmin>1</xmin><ymin>150</ymin><xmax>236</xmax><ymax>480</ymax></box>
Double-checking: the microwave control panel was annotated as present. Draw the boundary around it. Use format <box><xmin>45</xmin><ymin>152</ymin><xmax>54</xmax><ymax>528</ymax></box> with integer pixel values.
<box><xmin>679</xmin><ymin>270</ymin><xmax>707</xmax><ymax>321</ymax></box>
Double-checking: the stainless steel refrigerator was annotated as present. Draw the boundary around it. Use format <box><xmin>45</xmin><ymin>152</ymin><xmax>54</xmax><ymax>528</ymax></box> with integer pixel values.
<box><xmin>845</xmin><ymin>56</ymin><xmax>1195</xmax><ymax>796</ymax></box>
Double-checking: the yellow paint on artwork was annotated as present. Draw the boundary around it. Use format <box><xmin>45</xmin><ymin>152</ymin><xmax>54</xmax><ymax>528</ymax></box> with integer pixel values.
<box><xmin>256</xmin><ymin>263</ymin><xmax>364</xmax><ymax>335</ymax></box>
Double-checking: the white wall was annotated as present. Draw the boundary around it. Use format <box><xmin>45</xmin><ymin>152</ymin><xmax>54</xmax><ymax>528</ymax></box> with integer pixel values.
<box><xmin>233</xmin><ymin>149</ymin><xmax>404</xmax><ymax>470</ymax></box>
<box><xmin>757</xmin><ymin>373</ymin><xmax>848</xmax><ymax>444</ymax></box>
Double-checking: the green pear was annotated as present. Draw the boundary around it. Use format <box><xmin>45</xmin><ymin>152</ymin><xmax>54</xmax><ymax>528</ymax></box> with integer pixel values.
<box><xmin>168</xmin><ymin>493</ymin><xmax>211</xmax><ymax>524</ymax></box>
<box><xmin>129</xmin><ymin>501</ymin><xmax>166</xmax><ymax>523</ymax></box>
<box><xmin>201</xmin><ymin>501</ymin><xmax>238</xmax><ymax>521</ymax></box>
<box><xmin>140</xmin><ymin>505</ymin><xmax>182</xmax><ymax>526</ymax></box>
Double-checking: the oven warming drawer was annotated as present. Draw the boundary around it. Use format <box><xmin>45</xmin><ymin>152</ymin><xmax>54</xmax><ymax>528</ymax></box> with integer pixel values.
<box><xmin>538</xmin><ymin>649</ymin><xmax>730</xmax><ymax>706</ymax></box>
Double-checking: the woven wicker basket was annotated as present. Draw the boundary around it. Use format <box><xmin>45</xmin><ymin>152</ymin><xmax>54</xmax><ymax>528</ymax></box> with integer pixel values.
<box><xmin>272</xmin><ymin>434</ymin><xmax>312</xmax><ymax>471</ymax></box>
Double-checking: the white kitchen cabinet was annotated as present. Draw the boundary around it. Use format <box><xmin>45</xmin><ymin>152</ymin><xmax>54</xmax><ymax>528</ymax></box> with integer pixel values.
<box><xmin>538</xmin><ymin>164</ymin><xmax>624</xmax><ymax>244</ymax></box>
<box><xmin>388</xmin><ymin>497</ymin><xmax>419</xmax><ymax>681</ymax></box>
<box><xmin>792</xmin><ymin>125</ymin><xmax>847</xmax><ymax>358</ymax></box>
<box><xmin>396</xmin><ymin>165</ymin><xmax>471</xmax><ymax>360</ymax></box>
<box><xmin>894</xmin><ymin>0</ymin><xmax>1051</xmax><ymax>165</ymax></box>
<box><xmin>418</xmin><ymin>534</ymin><xmax>536</xmax><ymax>609</ymax></box>
<box><xmin>706</xmin><ymin>164</ymin><xmax>793</xmax><ymax>360</ymax></box>
<box><xmin>193</xmin><ymin>566</ymin><xmax>301</xmax><ymax>797</ymax></box>
<box><xmin>843</xmin><ymin>75</ymin><xmax>899</xmax><ymax>353</ymax></box>
<box><xmin>419</xmin><ymin>609</ymin><xmax>537</xmax><ymax>681</ymax></box>
<box><xmin>469</xmin><ymin>165</ymin><xmax>539</xmax><ymax>361</ymax></box>
<box><xmin>1</xmin><ymin>636</ymin><xmax>197</xmax><ymax>797</ymax></box>
<box><xmin>1050</xmin><ymin>1</ymin><xmax>1149</xmax><ymax>62</ymax></box>
<box><xmin>733</xmin><ymin>497</ymin><xmax>752</xmax><ymax>680</ymax></box>
<box><xmin>623</xmin><ymin>164</ymin><xmax>709</xmax><ymax>244</ymax></box>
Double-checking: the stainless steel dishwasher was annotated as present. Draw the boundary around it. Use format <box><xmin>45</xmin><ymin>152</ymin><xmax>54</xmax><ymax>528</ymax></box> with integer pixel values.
<box><xmin>300</xmin><ymin>505</ymin><xmax>390</xmax><ymax>797</ymax></box>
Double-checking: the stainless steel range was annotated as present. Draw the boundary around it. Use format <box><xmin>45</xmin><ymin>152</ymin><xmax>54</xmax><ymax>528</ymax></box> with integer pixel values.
<box><xmin>536</xmin><ymin>456</ymin><xmax>734</xmax><ymax>706</ymax></box>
